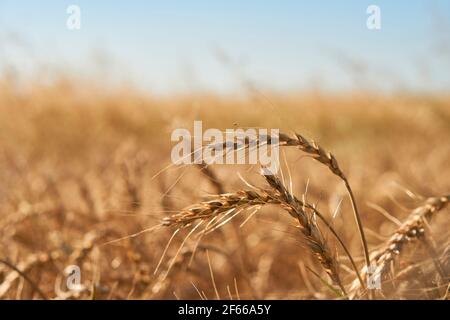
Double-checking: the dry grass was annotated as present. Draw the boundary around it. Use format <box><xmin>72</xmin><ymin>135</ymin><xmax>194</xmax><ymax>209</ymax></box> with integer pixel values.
<box><xmin>0</xmin><ymin>78</ymin><xmax>449</xmax><ymax>300</ymax></box>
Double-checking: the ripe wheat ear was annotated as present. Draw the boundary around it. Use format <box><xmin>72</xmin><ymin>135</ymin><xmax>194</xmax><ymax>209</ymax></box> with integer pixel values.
<box><xmin>234</xmin><ymin>132</ymin><xmax>371</xmax><ymax>276</ymax></box>
<box><xmin>162</xmin><ymin>175</ymin><xmax>352</xmax><ymax>297</ymax></box>
<box><xmin>350</xmin><ymin>195</ymin><xmax>450</xmax><ymax>298</ymax></box>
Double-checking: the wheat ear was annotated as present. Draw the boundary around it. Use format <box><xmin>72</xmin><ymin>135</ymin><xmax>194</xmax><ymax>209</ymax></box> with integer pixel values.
<box><xmin>262</xmin><ymin>174</ymin><xmax>347</xmax><ymax>296</ymax></box>
<box><xmin>277</xmin><ymin>133</ymin><xmax>371</xmax><ymax>273</ymax></box>
<box><xmin>162</xmin><ymin>182</ymin><xmax>349</xmax><ymax>296</ymax></box>
<box><xmin>350</xmin><ymin>195</ymin><xmax>449</xmax><ymax>298</ymax></box>
<box><xmin>229</xmin><ymin>132</ymin><xmax>371</xmax><ymax>273</ymax></box>
<box><xmin>263</xmin><ymin>174</ymin><xmax>364</xmax><ymax>290</ymax></box>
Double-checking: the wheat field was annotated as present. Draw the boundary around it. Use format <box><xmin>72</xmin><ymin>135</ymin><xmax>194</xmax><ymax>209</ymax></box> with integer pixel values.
<box><xmin>0</xmin><ymin>78</ymin><xmax>449</xmax><ymax>300</ymax></box>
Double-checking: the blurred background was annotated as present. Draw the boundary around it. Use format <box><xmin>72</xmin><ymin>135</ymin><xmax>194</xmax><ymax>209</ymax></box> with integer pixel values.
<box><xmin>1</xmin><ymin>0</ymin><xmax>449</xmax><ymax>93</ymax></box>
<box><xmin>0</xmin><ymin>1</ymin><xmax>449</xmax><ymax>300</ymax></box>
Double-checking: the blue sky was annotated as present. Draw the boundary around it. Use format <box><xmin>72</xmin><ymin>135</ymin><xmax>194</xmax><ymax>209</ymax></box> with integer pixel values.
<box><xmin>0</xmin><ymin>1</ymin><xmax>449</xmax><ymax>93</ymax></box>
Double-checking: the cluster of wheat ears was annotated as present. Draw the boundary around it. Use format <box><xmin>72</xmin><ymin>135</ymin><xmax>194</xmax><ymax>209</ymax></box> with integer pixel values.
<box><xmin>155</xmin><ymin>132</ymin><xmax>449</xmax><ymax>300</ymax></box>
<box><xmin>0</xmin><ymin>112</ymin><xmax>448</xmax><ymax>300</ymax></box>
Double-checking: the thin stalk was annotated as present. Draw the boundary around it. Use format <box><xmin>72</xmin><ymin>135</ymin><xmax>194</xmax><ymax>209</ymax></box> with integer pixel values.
<box><xmin>0</xmin><ymin>259</ymin><xmax>48</xmax><ymax>300</ymax></box>
<box><xmin>343</xmin><ymin>178</ymin><xmax>371</xmax><ymax>272</ymax></box>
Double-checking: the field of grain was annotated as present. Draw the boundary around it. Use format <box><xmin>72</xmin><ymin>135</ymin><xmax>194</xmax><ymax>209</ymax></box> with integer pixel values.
<box><xmin>0</xmin><ymin>78</ymin><xmax>449</xmax><ymax>299</ymax></box>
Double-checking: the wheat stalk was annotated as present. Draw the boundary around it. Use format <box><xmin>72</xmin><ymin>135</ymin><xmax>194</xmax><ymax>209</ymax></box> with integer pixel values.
<box><xmin>197</xmin><ymin>162</ymin><xmax>225</xmax><ymax>194</ymax></box>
